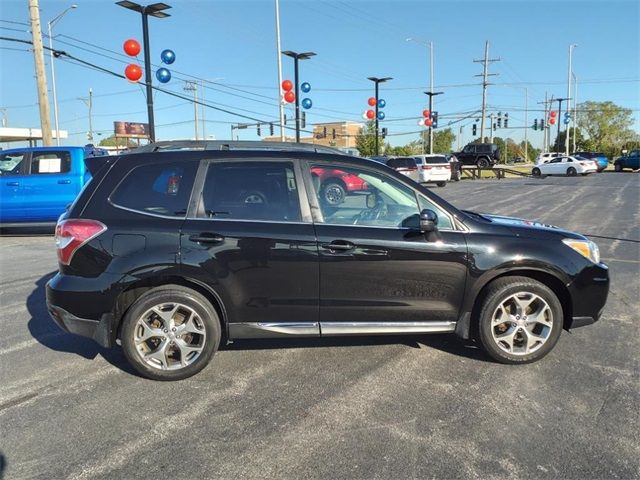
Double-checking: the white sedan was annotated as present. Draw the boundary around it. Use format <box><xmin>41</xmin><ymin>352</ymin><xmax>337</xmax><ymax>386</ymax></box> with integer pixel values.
<box><xmin>532</xmin><ymin>156</ymin><xmax>598</xmax><ymax>177</ymax></box>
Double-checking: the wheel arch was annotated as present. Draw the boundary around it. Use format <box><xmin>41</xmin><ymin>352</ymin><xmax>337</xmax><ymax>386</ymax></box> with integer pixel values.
<box><xmin>113</xmin><ymin>275</ymin><xmax>228</xmax><ymax>342</ymax></box>
<box><xmin>461</xmin><ymin>268</ymin><xmax>573</xmax><ymax>340</ymax></box>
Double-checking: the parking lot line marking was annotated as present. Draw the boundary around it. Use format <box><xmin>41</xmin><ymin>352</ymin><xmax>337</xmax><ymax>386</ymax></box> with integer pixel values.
<box><xmin>601</xmin><ymin>258</ymin><xmax>640</xmax><ymax>264</ymax></box>
<box><xmin>0</xmin><ymin>332</ymin><xmax>63</xmax><ymax>356</ymax></box>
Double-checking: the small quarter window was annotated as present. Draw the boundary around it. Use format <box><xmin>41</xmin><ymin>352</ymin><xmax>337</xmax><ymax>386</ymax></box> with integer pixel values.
<box><xmin>110</xmin><ymin>161</ymin><xmax>197</xmax><ymax>217</ymax></box>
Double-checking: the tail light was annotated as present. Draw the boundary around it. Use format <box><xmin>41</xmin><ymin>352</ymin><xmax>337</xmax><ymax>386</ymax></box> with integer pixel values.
<box><xmin>408</xmin><ymin>166</ymin><xmax>418</xmax><ymax>171</ymax></box>
<box><xmin>55</xmin><ymin>219</ymin><xmax>107</xmax><ymax>265</ymax></box>
<box><xmin>422</xmin><ymin>165</ymin><xmax>432</xmax><ymax>170</ymax></box>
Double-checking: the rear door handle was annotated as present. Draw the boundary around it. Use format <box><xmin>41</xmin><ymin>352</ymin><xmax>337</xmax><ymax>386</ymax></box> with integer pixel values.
<box><xmin>189</xmin><ymin>233</ymin><xmax>225</xmax><ymax>244</ymax></box>
<box><xmin>321</xmin><ymin>240</ymin><xmax>355</xmax><ymax>252</ymax></box>
<box><xmin>57</xmin><ymin>179</ymin><xmax>71</xmax><ymax>184</ymax></box>
<box><xmin>6</xmin><ymin>182</ymin><xmax>19</xmax><ymax>187</ymax></box>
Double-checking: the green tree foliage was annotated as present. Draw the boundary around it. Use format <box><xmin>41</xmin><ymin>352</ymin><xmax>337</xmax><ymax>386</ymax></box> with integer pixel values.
<box><xmin>551</xmin><ymin>128</ymin><xmax>592</xmax><ymax>153</ymax></box>
<box><xmin>355</xmin><ymin>121</ymin><xmax>380</xmax><ymax>157</ymax></box>
<box><xmin>98</xmin><ymin>135</ymin><xmax>137</xmax><ymax>148</ymax></box>
<box><xmin>575</xmin><ymin>101</ymin><xmax>635</xmax><ymax>158</ymax></box>
<box><xmin>414</xmin><ymin>128</ymin><xmax>456</xmax><ymax>154</ymax></box>
<box><xmin>384</xmin><ymin>144</ymin><xmax>415</xmax><ymax>156</ymax></box>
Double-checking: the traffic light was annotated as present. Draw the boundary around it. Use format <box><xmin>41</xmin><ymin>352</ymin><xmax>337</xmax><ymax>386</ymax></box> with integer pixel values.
<box><xmin>539</xmin><ymin>118</ymin><xmax>544</xmax><ymax>129</ymax></box>
<box><xmin>533</xmin><ymin>119</ymin><xmax>538</xmax><ymax>131</ymax></box>
<box><xmin>504</xmin><ymin>113</ymin><xmax>509</xmax><ymax>128</ymax></box>
<box><xmin>381</xmin><ymin>127</ymin><xmax>388</xmax><ymax>138</ymax></box>
<box><xmin>284</xmin><ymin>114</ymin><xmax>287</xmax><ymax>125</ymax></box>
<box><xmin>493</xmin><ymin>123</ymin><xmax>496</xmax><ymax>131</ymax></box>
<box><xmin>497</xmin><ymin>112</ymin><xmax>502</xmax><ymax>128</ymax></box>
<box><xmin>472</xmin><ymin>123</ymin><xmax>477</xmax><ymax>136</ymax></box>
<box><xmin>301</xmin><ymin>111</ymin><xmax>306</xmax><ymax>129</ymax></box>
<box><xmin>257</xmin><ymin>124</ymin><xmax>261</xmax><ymax>136</ymax></box>
<box><xmin>269</xmin><ymin>123</ymin><xmax>274</xmax><ymax>136</ymax></box>
<box><xmin>432</xmin><ymin>111</ymin><xmax>438</xmax><ymax>128</ymax></box>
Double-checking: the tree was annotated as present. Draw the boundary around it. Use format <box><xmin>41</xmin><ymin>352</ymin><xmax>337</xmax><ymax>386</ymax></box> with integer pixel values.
<box><xmin>355</xmin><ymin>121</ymin><xmax>379</xmax><ymax>157</ymax></box>
<box><xmin>551</xmin><ymin>127</ymin><xmax>592</xmax><ymax>153</ymax></box>
<box><xmin>99</xmin><ymin>135</ymin><xmax>137</xmax><ymax>148</ymax></box>
<box><xmin>384</xmin><ymin>144</ymin><xmax>415</xmax><ymax>156</ymax></box>
<box><xmin>416</xmin><ymin>127</ymin><xmax>456</xmax><ymax>153</ymax></box>
<box><xmin>576</xmin><ymin>101</ymin><xmax>635</xmax><ymax>158</ymax></box>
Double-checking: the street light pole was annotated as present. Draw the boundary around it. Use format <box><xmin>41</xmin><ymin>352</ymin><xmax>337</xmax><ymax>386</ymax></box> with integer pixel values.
<box><xmin>116</xmin><ymin>1</ymin><xmax>172</xmax><ymax>143</ymax></box>
<box><xmin>367</xmin><ymin>77</ymin><xmax>392</xmax><ymax>156</ymax></box>
<box><xmin>565</xmin><ymin>44</ymin><xmax>577</xmax><ymax>155</ymax></box>
<box><xmin>572</xmin><ymin>73</ymin><xmax>578</xmax><ymax>152</ymax></box>
<box><xmin>48</xmin><ymin>4</ymin><xmax>77</xmax><ymax>146</ymax></box>
<box><xmin>424</xmin><ymin>91</ymin><xmax>443</xmax><ymax>153</ymax></box>
<box><xmin>552</xmin><ymin>97</ymin><xmax>570</xmax><ymax>152</ymax></box>
<box><xmin>274</xmin><ymin>0</ymin><xmax>285</xmax><ymax>141</ymax></box>
<box><xmin>282</xmin><ymin>50</ymin><xmax>315</xmax><ymax>143</ymax></box>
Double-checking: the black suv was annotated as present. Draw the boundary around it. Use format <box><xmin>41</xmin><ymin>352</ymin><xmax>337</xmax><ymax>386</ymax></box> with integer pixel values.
<box><xmin>454</xmin><ymin>143</ymin><xmax>500</xmax><ymax>168</ymax></box>
<box><xmin>46</xmin><ymin>141</ymin><xmax>609</xmax><ymax>380</ymax></box>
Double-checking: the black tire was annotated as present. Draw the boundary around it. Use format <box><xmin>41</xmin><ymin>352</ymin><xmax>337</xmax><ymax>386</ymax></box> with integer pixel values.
<box><xmin>477</xmin><ymin>276</ymin><xmax>563</xmax><ymax>364</ymax></box>
<box><xmin>436</xmin><ymin>181</ymin><xmax>446</xmax><ymax>188</ymax></box>
<box><xmin>120</xmin><ymin>285</ymin><xmax>221</xmax><ymax>381</ymax></box>
<box><xmin>614</xmin><ymin>163</ymin><xmax>623</xmax><ymax>172</ymax></box>
<box><xmin>321</xmin><ymin>180</ymin><xmax>346</xmax><ymax>206</ymax></box>
<box><xmin>532</xmin><ymin>167</ymin><xmax>541</xmax><ymax>177</ymax></box>
<box><xmin>476</xmin><ymin>157</ymin><xmax>490</xmax><ymax>169</ymax></box>
<box><xmin>567</xmin><ymin>167</ymin><xmax>577</xmax><ymax>176</ymax></box>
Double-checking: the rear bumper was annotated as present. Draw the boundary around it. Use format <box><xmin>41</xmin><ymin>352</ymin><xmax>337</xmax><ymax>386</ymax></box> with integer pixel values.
<box><xmin>47</xmin><ymin>304</ymin><xmax>115</xmax><ymax>347</ymax></box>
<box><xmin>419</xmin><ymin>170</ymin><xmax>451</xmax><ymax>182</ymax></box>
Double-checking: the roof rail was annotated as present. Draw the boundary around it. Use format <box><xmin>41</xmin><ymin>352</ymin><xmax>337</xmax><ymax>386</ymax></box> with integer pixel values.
<box><xmin>123</xmin><ymin>140</ymin><xmax>349</xmax><ymax>155</ymax></box>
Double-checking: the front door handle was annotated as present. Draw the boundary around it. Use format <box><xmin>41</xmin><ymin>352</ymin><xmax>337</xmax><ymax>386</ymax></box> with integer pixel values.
<box><xmin>321</xmin><ymin>240</ymin><xmax>355</xmax><ymax>252</ymax></box>
<box><xmin>57</xmin><ymin>179</ymin><xmax>71</xmax><ymax>184</ymax></box>
<box><xmin>189</xmin><ymin>233</ymin><xmax>225</xmax><ymax>244</ymax></box>
<box><xmin>6</xmin><ymin>181</ymin><xmax>19</xmax><ymax>187</ymax></box>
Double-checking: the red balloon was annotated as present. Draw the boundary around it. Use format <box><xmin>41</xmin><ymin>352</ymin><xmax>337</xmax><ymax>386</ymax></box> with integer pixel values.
<box><xmin>123</xmin><ymin>39</ymin><xmax>141</xmax><ymax>57</ymax></box>
<box><xmin>425</xmin><ymin>118</ymin><xmax>433</xmax><ymax>126</ymax></box>
<box><xmin>284</xmin><ymin>90</ymin><xmax>295</xmax><ymax>103</ymax></box>
<box><xmin>282</xmin><ymin>80</ymin><xmax>293</xmax><ymax>92</ymax></box>
<box><xmin>549</xmin><ymin>118</ymin><xmax>556</xmax><ymax>125</ymax></box>
<box><xmin>422</xmin><ymin>109</ymin><xmax>431</xmax><ymax>118</ymax></box>
<box><xmin>366</xmin><ymin>109</ymin><xmax>375</xmax><ymax>119</ymax></box>
<box><xmin>549</xmin><ymin>110</ymin><xmax>557</xmax><ymax>117</ymax></box>
<box><xmin>125</xmin><ymin>64</ymin><xmax>143</xmax><ymax>82</ymax></box>
<box><xmin>367</xmin><ymin>97</ymin><xmax>376</xmax><ymax>106</ymax></box>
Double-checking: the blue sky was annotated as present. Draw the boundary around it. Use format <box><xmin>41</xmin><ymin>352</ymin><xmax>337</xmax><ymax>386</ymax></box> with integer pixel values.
<box><xmin>1</xmin><ymin>0</ymin><xmax>639</xmax><ymax>148</ymax></box>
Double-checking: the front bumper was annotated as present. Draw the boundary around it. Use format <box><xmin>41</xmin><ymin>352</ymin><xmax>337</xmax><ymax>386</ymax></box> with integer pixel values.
<box><xmin>567</xmin><ymin>262</ymin><xmax>610</xmax><ymax>329</ymax></box>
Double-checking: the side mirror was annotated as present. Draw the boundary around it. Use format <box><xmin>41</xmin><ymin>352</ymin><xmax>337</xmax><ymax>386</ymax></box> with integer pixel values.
<box><xmin>419</xmin><ymin>209</ymin><xmax>438</xmax><ymax>233</ymax></box>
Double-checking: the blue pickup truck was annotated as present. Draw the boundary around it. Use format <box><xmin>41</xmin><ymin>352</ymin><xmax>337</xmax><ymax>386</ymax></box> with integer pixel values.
<box><xmin>0</xmin><ymin>146</ymin><xmax>108</xmax><ymax>227</ymax></box>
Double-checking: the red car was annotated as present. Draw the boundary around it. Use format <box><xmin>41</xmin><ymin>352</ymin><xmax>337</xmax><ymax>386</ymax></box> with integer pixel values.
<box><xmin>311</xmin><ymin>166</ymin><xmax>368</xmax><ymax>205</ymax></box>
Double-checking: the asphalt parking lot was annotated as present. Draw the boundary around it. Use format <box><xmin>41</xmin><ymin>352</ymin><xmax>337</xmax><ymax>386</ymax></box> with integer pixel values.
<box><xmin>0</xmin><ymin>172</ymin><xmax>638</xmax><ymax>480</ymax></box>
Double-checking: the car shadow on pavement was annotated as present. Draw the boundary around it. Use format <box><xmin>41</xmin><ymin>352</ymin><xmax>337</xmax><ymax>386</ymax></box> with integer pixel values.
<box><xmin>26</xmin><ymin>272</ymin><xmax>140</xmax><ymax>377</ymax></box>
<box><xmin>222</xmin><ymin>334</ymin><xmax>491</xmax><ymax>362</ymax></box>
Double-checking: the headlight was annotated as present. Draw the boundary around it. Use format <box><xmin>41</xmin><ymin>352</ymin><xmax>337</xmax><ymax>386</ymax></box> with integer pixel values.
<box><xmin>562</xmin><ymin>238</ymin><xmax>600</xmax><ymax>264</ymax></box>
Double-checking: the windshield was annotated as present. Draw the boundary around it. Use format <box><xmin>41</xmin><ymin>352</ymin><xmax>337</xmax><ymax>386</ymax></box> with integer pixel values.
<box><xmin>0</xmin><ymin>152</ymin><xmax>25</xmax><ymax>175</ymax></box>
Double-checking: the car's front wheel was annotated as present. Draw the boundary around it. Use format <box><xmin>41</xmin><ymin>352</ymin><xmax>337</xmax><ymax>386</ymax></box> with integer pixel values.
<box><xmin>477</xmin><ymin>276</ymin><xmax>563</xmax><ymax>364</ymax></box>
<box><xmin>121</xmin><ymin>285</ymin><xmax>221</xmax><ymax>381</ymax></box>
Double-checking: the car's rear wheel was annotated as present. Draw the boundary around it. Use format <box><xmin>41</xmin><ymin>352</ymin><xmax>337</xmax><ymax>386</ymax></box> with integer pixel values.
<box><xmin>321</xmin><ymin>181</ymin><xmax>346</xmax><ymax>206</ymax></box>
<box><xmin>436</xmin><ymin>181</ymin><xmax>446</xmax><ymax>187</ymax></box>
<box><xmin>614</xmin><ymin>163</ymin><xmax>623</xmax><ymax>172</ymax></box>
<box><xmin>121</xmin><ymin>286</ymin><xmax>221</xmax><ymax>381</ymax></box>
<box><xmin>477</xmin><ymin>157</ymin><xmax>490</xmax><ymax>169</ymax></box>
<box><xmin>567</xmin><ymin>167</ymin><xmax>577</xmax><ymax>176</ymax></box>
<box><xmin>477</xmin><ymin>276</ymin><xmax>563</xmax><ymax>364</ymax></box>
<box><xmin>532</xmin><ymin>167</ymin><xmax>541</xmax><ymax>177</ymax></box>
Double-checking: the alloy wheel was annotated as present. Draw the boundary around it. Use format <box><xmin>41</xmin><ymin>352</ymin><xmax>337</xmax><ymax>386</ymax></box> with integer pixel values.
<box><xmin>133</xmin><ymin>302</ymin><xmax>207</xmax><ymax>370</ymax></box>
<box><xmin>490</xmin><ymin>292</ymin><xmax>553</xmax><ymax>356</ymax></box>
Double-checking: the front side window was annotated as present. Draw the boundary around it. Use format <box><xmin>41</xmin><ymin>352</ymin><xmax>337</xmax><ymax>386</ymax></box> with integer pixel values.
<box><xmin>463</xmin><ymin>145</ymin><xmax>473</xmax><ymax>153</ymax></box>
<box><xmin>200</xmin><ymin>161</ymin><xmax>301</xmax><ymax>222</ymax></box>
<box><xmin>309</xmin><ymin>164</ymin><xmax>454</xmax><ymax>230</ymax></box>
<box><xmin>110</xmin><ymin>161</ymin><xmax>197</xmax><ymax>217</ymax></box>
<box><xmin>30</xmin><ymin>151</ymin><xmax>71</xmax><ymax>174</ymax></box>
<box><xmin>0</xmin><ymin>152</ymin><xmax>25</xmax><ymax>175</ymax></box>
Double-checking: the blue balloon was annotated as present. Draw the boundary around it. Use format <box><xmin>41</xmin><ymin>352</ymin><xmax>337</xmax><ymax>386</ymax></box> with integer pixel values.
<box><xmin>301</xmin><ymin>82</ymin><xmax>311</xmax><ymax>93</ymax></box>
<box><xmin>160</xmin><ymin>49</ymin><xmax>176</xmax><ymax>65</ymax></box>
<box><xmin>378</xmin><ymin>99</ymin><xmax>386</xmax><ymax>108</ymax></box>
<box><xmin>377</xmin><ymin>111</ymin><xmax>385</xmax><ymax>120</ymax></box>
<box><xmin>156</xmin><ymin>67</ymin><xmax>171</xmax><ymax>83</ymax></box>
<box><xmin>302</xmin><ymin>98</ymin><xmax>313</xmax><ymax>109</ymax></box>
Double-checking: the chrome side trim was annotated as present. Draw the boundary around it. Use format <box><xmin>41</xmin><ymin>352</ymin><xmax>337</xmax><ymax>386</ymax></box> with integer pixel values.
<box><xmin>229</xmin><ymin>322</ymin><xmax>320</xmax><ymax>339</ymax></box>
<box><xmin>320</xmin><ymin>321</ymin><xmax>456</xmax><ymax>336</ymax></box>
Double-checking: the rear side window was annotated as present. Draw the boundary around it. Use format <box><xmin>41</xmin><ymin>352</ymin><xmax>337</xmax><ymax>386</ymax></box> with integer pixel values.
<box><xmin>200</xmin><ymin>161</ymin><xmax>301</xmax><ymax>222</ymax></box>
<box><xmin>110</xmin><ymin>161</ymin><xmax>197</xmax><ymax>217</ymax></box>
<box><xmin>30</xmin><ymin>151</ymin><xmax>71</xmax><ymax>174</ymax></box>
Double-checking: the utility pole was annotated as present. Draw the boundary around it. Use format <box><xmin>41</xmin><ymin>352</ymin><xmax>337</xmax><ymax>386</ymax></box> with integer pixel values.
<box><xmin>79</xmin><ymin>88</ymin><xmax>94</xmax><ymax>142</ymax></box>
<box><xmin>524</xmin><ymin>87</ymin><xmax>528</xmax><ymax>161</ymax></box>
<box><xmin>184</xmin><ymin>81</ymin><xmax>199</xmax><ymax>140</ymax></box>
<box><xmin>28</xmin><ymin>0</ymin><xmax>53</xmax><ymax>146</ymax></box>
<box><xmin>474</xmin><ymin>41</ymin><xmax>500</xmax><ymax>143</ymax></box>
<box><xmin>274</xmin><ymin>0</ymin><xmax>285</xmax><ymax>141</ymax></box>
<box><xmin>367</xmin><ymin>76</ymin><xmax>392</xmax><ymax>156</ymax></box>
<box><xmin>489</xmin><ymin>113</ymin><xmax>494</xmax><ymax>143</ymax></box>
<box><xmin>565</xmin><ymin>44</ymin><xmax>577</xmax><ymax>155</ymax></box>
<box><xmin>458</xmin><ymin>125</ymin><xmax>463</xmax><ymax>151</ymax></box>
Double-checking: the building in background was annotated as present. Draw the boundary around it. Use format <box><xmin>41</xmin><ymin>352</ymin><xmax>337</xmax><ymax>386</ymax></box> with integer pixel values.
<box><xmin>264</xmin><ymin>121</ymin><xmax>362</xmax><ymax>149</ymax></box>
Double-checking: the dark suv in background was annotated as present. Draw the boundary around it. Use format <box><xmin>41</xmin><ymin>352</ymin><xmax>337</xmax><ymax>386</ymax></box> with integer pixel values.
<box><xmin>46</xmin><ymin>141</ymin><xmax>609</xmax><ymax>380</ymax></box>
<box><xmin>454</xmin><ymin>143</ymin><xmax>500</xmax><ymax>168</ymax></box>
